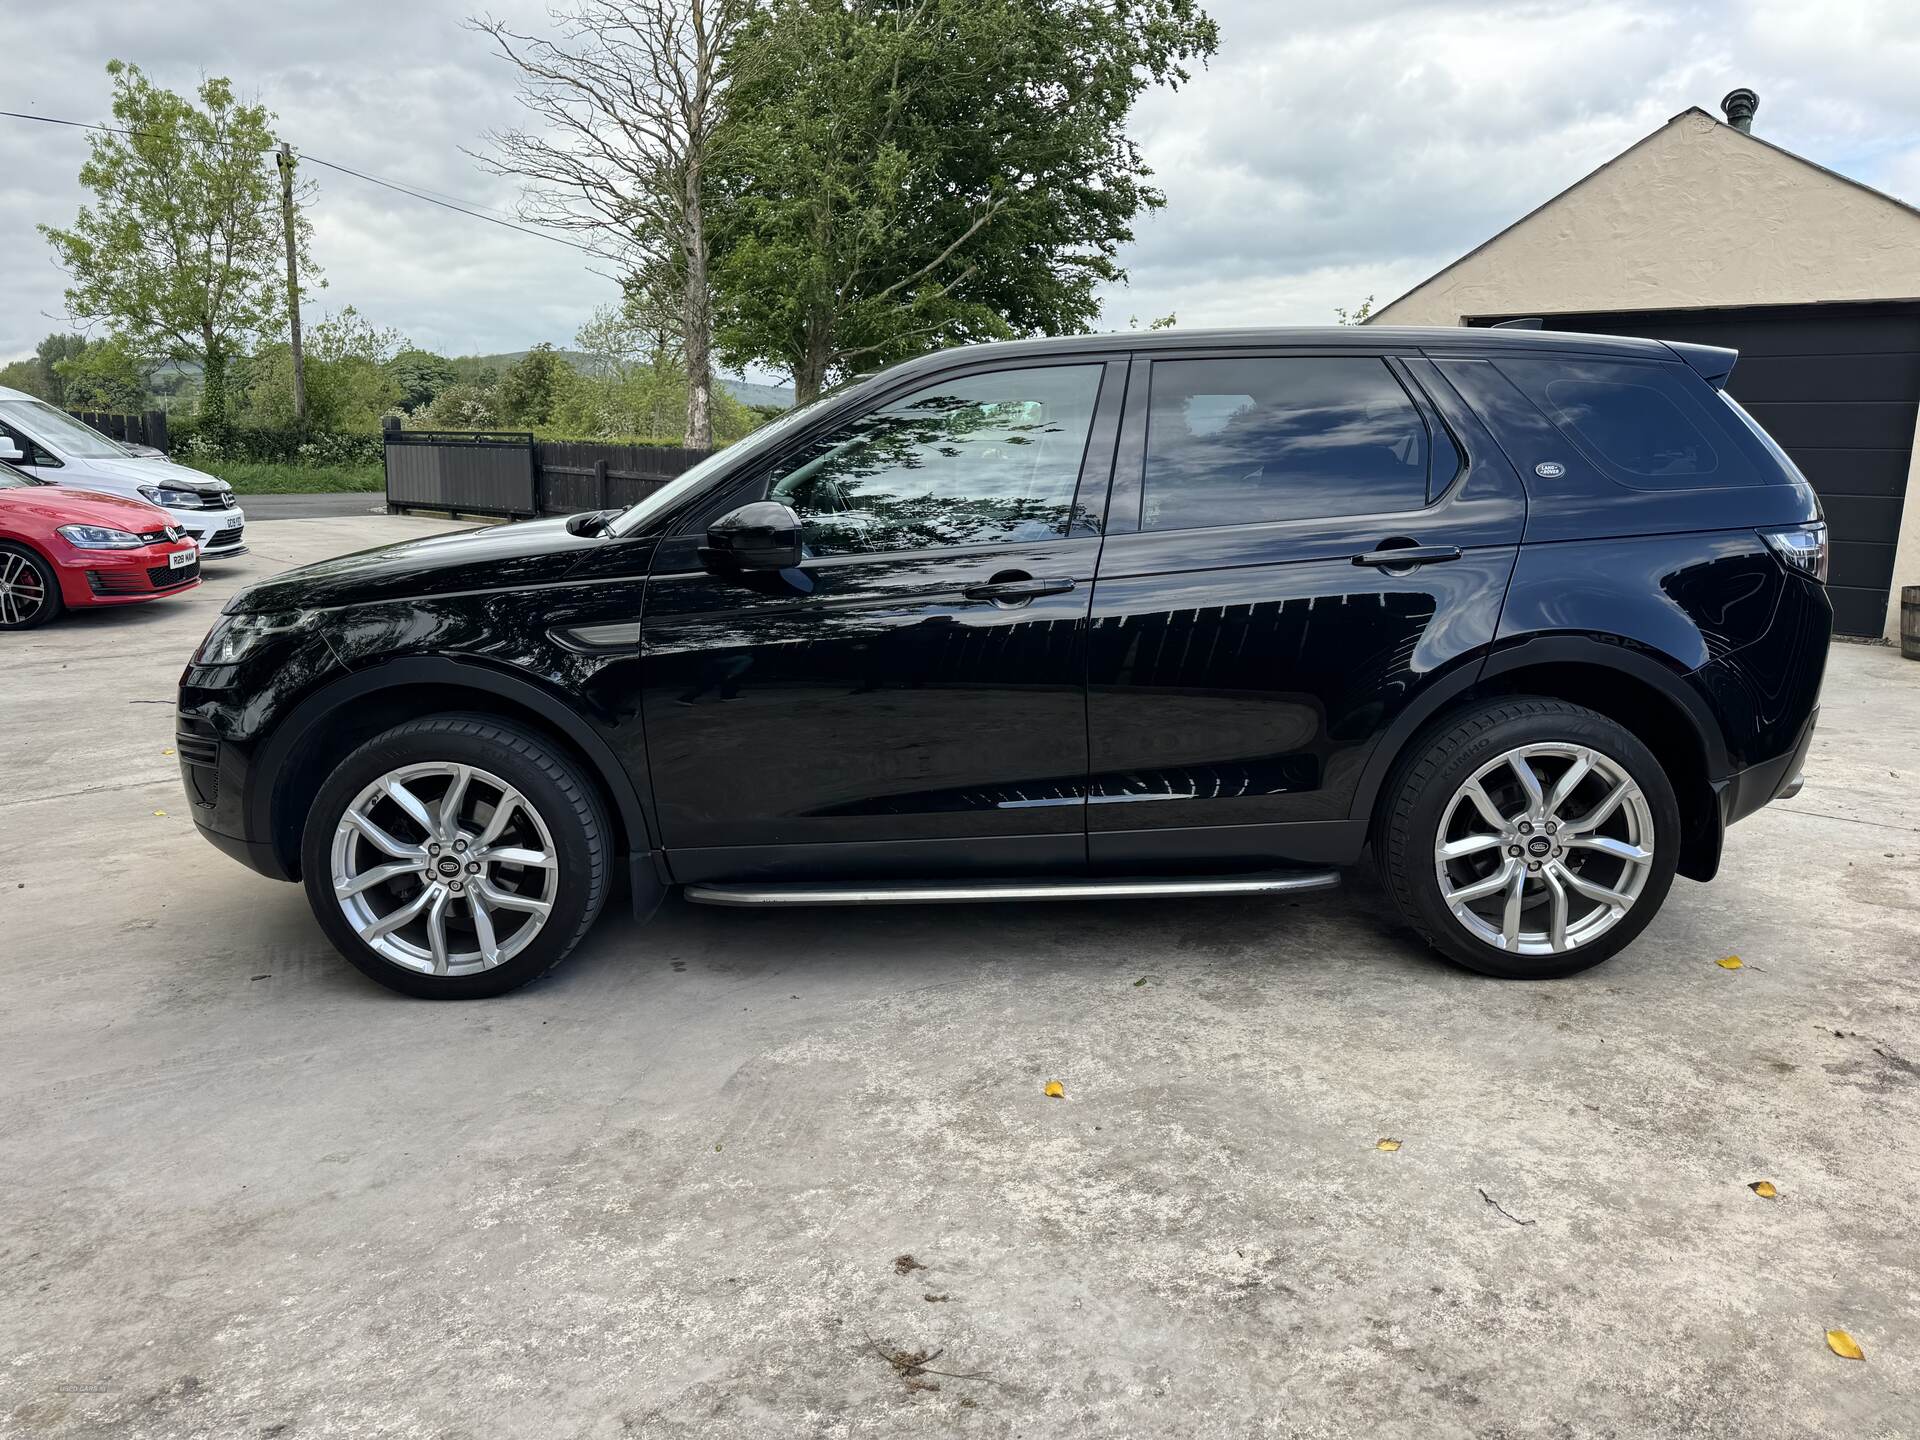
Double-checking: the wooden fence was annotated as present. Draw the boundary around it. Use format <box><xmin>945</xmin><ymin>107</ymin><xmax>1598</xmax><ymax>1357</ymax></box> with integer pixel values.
<box><xmin>380</xmin><ymin>420</ymin><xmax>713</xmax><ymax>518</ymax></box>
<box><xmin>66</xmin><ymin>409</ymin><xmax>171</xmax><ymax>451</ymax></box>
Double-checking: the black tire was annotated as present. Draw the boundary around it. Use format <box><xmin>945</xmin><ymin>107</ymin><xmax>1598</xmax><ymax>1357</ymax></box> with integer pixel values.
<box><xmin>1376</xmin><ymin>698</ymin><xmax>1680</xmax><ymax>979</ymax></box>
<box><xmin>301</xmin><ymin>714</ymin><xmax>611</xmax><ymax>999</ymax></box>
<box><xmin>0</xmin><ymin>542</ymin><xmax>63</xmax><ymax>631</ymax></box>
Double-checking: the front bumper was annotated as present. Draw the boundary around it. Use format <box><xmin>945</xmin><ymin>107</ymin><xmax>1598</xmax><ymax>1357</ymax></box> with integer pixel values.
<box><xmin>163</xmin><ymin>501</ymin><xmax>247</xmax><ymax>558</ymax></box>
<box><xmin>51</xmin><ymin>538</ymin><xmax>203</xmax><ymax>607</ymax></box>
<box><xmin>176</xmin><ymin>712</ymin><xmax>294</xmax><ymax>880</ymax></box>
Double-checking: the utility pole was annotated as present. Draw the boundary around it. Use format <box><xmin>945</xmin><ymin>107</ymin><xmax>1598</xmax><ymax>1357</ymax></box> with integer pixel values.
<box><xmin>275</xmin><ymin>142</ymin><xmax>307</xmax><ymax>426</ymax></box>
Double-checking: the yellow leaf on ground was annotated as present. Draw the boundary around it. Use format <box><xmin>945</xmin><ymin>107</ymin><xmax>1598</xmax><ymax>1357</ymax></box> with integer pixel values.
<box><xmin>1043</xmin><ymin>1080</ymin><xmax>1065</xmax><ymax>1099</ymax></box>
<box><xmin>1826</xmin><ymin>1329</ymin><xmax>1864</xmax><ymax>1360</ymax></box>
<box><xmin>153</xmin><ymin>810</ymin><xmax>167</xmax><ymax>818</ymax></box>
<box><xmin>1717</xmin><ymin>956</ymin><xmax>1744</xmax><ymax>969</ymax></box>
<box><xmin>1376</xmin><ymin>1138</ymin><xmax>1401</xmax><ymax>1152</ymax></box>
<box><xmin>1749</xmin><ymin>1180</ymin><xmax>1778</xmax><ymax>1199</ymax></box>
<box><xmin>162</xmin><ymin>747</ymin><xmax>175</xmax><ymax>756</ymax></box>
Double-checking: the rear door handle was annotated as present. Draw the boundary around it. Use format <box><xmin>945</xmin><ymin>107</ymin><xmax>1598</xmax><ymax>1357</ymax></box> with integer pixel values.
<box><xmin>1352</xmin><ymin>544</ymin><xmax>1463</xmax><ymax>570</ymax></box>
<box><xmin>963</xmin><ymin>575</ymin><xmax>1076</xmax><ymax>603</ymax></box>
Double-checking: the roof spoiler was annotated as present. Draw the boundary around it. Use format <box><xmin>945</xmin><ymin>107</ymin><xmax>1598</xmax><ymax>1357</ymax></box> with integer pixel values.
<box><xmin>1665</xmin><ymin>341</ymin><xmax>1738</xmax><ymax>390</ymax></box>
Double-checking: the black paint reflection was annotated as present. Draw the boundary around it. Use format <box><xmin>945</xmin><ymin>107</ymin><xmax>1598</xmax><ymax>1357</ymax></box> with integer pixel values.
<box><xmin>1088</xmin><ymin>550</ymin><xmax>1516</xmax><ymax>831</ymax></box>
<box><xmin>638</xmin><ymin>536</ymin><xmax>1100</xmax><ymax>848</ymax></box>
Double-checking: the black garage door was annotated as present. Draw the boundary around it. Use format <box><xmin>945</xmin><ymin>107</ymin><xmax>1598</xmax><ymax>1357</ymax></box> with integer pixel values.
<box><xmin>1469</xmin><ymin>301</ymin><xmax>1920</xmax><ymax>636</ymax></box>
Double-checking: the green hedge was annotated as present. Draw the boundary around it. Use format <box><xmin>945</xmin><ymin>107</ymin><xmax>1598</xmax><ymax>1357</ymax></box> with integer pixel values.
<box><xmin>168</xmin><ymin>417</ymin><xmax>385</xmax><ymax>468</ymax></box>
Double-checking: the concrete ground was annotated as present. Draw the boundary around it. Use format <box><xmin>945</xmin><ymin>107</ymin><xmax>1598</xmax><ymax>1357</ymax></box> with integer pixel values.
<box><xmin>3</xmin><ymin>514</ymin><xmax>1917</xmax><ymax>1439</ymax></box>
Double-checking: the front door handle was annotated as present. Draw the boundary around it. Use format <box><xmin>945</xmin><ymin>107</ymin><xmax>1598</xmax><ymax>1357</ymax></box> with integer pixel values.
<box><xmin>963</xmin><ymin>573</ymin><xmax>1077</xmax><ymax>604</ymax></box>
<box><xmin>1352</xmin><ymin>544</ymin><xmax>1462</xmax><ymax>570</ymax></box>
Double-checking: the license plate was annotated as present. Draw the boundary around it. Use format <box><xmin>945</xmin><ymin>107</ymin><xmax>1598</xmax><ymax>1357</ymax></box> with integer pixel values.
<box><xmin>227</xmin><ymin>509</ymin><xmax>244</xmax><ymax>526</ymax></box>
<box><xmin>169</xmin><ymin>548</ymin><xmax>194</xmax><ymax>569</ymax></box>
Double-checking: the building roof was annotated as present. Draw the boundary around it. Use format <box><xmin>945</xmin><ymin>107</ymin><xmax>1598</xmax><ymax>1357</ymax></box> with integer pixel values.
<box><xmin>1367</xmin><ymin>106</ymin><xmax>1920</xmax><ymax>323</ymax></box>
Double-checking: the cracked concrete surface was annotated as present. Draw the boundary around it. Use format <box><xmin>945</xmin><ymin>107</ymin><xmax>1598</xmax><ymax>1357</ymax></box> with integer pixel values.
<box><xmin>3</xmin><ymin>515</ymin><xmax>1917</xmax><ymax>1438</ymax></box>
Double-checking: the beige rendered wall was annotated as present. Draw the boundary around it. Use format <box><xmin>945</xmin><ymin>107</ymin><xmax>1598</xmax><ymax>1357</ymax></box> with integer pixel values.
<box><xmin>1373</xmin><ymin>111</ymin><xmax>1920</xmax><ymax>640</ymax></box>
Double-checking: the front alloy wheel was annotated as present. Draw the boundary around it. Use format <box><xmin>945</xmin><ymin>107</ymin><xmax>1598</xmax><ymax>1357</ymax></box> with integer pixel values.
<box><xmin>0</xmin><ymin>545</ymin><xmax>60</xmax><ymax>630</ymax></box>
<box><xmin>303</xmin><ymin>716</ymin><xmax>610</xmax><ymax>998</ymax></box>
<box><xmin>330</xmin><ymin>761</ymin><xmax>559</xmax><ymax>976</ymax></box>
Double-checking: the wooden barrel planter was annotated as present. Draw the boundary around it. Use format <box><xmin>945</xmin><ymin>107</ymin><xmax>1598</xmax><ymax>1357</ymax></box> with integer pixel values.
<box><xmin>1904</xmin><ymin>585</ymin><xmax>1920</xmax><ymax>660</ymax></box>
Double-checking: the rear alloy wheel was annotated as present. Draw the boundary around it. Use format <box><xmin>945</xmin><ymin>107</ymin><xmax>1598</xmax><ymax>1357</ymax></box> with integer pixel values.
<box><xmin>0</xmin><ymin>544</ymin><xmax>61</xmax><ymax>630</ymax></box>
<box><xmin>303</xmin><ymin>716</ymin><xmax>610</xmax><ymax>998</ymax></box>
<box><xmin>1379</xmin><ymin>699</ymin><xmax>1679</xmax><ymax>978</ymax></box>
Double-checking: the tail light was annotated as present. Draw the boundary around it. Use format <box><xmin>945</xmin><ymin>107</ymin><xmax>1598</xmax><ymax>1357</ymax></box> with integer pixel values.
<box><xmin>1760</xmin><ymin>522</ymin><xmax>1829</xmax><ymax>583</ymax></box>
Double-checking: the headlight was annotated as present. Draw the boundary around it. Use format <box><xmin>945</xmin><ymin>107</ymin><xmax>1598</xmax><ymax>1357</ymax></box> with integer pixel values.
<box><xmin>138</xmin><ymin>484</ymin><xmax>209</xmax><ymax>507</ymax></box>
<box><xmin>57</xmin><ymin>524</ymin><xmax>146</xmax><ymax>549</ymax></box>
<box><xmin>192</xmin><ymin>611</ymin><xmax>315</xmax><ymax>665</ymax></box>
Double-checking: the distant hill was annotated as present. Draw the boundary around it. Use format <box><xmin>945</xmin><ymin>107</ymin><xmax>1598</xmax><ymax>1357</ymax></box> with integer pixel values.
<box><xmin>456</xmin><ymin>350</ymin><xmax>792</xmax><ymax>410</ymax></box>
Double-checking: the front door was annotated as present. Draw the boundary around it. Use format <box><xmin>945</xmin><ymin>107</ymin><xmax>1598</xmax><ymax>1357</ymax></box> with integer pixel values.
<box><xmin>639</xmin><ymin>359</ymin><xmax>1125</xmax><ymax>882</ymax></box>
<box><xmin>1086</xmin><ymin>352</ymin><xmax>1526</xmax><ymax>867</ymax></box>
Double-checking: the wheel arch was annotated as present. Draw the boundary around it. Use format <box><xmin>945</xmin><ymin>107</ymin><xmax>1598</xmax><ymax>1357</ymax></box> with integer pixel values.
<box><xmin>1355</xmin><ymin>636</ymin><xmax>1727</xmax><ymax>882</ymax></box>
<box><xmin>252</xmin><ymin>657</ymin><xmax>654</xmax><ymax>879</ymax></box>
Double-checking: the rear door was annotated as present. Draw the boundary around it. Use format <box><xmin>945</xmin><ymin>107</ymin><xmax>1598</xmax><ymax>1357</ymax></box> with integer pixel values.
<box><xmin>1085</xmin><ymin>351</ymin><xmax>1526</xmax><ymax>868</ymax></box>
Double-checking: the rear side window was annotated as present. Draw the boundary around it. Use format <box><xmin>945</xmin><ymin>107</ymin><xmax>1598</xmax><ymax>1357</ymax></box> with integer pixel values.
<box><xmin>1496</xmin><ymin>358</ymin><xmax>1736</xmax><ymax>487</ymax></box>
<box><xmin>1142</xmin><ymin>357</ymin><xmax>1430</xmax><ymax>531</ymax></box>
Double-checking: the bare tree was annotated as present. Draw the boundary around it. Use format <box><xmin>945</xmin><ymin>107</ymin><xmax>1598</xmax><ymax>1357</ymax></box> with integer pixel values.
<box><xmin>470</xmin><ymin>1</ymin><xmax>745</xmax><ymax>448</ymax></box>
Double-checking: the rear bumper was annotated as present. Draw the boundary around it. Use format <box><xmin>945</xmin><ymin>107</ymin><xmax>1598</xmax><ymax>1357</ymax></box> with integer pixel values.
<box><xmin>1720</xmin><ymin>705</ymin><xmax>1818</xmax><ymax>830</ymax></box>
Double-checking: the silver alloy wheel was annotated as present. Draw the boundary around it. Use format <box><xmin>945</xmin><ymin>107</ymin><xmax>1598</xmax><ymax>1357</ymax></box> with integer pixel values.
<box><xmin>0</xmin><ymin>552</ymin><xmax>49</xmax><ymax>627</ymax></box>
<box><xmin>1432</xmin><ymin>743</ymin><xmax>1655</xmax><ymax>957</ymax></box>
<box><xmin>329</xmin><ymin>761</ymin><xmax>558</xmax><ymax>976</ymax></box>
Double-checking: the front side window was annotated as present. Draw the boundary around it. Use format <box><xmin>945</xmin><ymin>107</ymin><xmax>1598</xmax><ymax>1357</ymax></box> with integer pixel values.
<box><xmin>1141</xmin><ymin>357</ymin><xmax>1430</xmax><ymax>531</ymax></box>
<box><xmin>766</xmin><ymin>365</ymin><xmax>1102</xmax><ymax>556</ymax></box>
<box><xmin>0</xmin><ymin>400</ymin><xmax>130</xmax><ymax>460</ymax></box>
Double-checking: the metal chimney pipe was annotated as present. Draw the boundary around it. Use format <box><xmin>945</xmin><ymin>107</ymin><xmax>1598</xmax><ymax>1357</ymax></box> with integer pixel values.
<box><xmin>1721</xmin><ymin>88</ymin><xmax>1759</xmax><ymax>133</ymax></box>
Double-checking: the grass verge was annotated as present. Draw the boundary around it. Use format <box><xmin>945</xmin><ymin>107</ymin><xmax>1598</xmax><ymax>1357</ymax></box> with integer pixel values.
<box><xmin>194</xmin><ymin>461</ymin><xmax>384</xmax><ymax>494</ymax></box>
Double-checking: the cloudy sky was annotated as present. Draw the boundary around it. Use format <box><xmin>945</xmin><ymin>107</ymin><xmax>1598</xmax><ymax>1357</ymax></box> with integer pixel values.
<box><xmin>3</xmin><ymin>0</ymin><xmax>1918</xmax><ymax>383</ymax></box>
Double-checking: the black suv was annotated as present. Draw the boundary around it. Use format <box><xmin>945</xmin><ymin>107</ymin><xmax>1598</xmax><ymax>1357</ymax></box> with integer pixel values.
<box><xmin>178</xmin><ymin>327</ymin><xmax>1830</xmax><ymax>997</ymax></box>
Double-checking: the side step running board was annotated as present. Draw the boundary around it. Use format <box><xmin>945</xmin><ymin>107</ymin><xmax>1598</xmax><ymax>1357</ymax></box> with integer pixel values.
<box><xmin>683</xmin><ymin>870</ymin><xmax>1340</xmax><ymax>908</ymax></box>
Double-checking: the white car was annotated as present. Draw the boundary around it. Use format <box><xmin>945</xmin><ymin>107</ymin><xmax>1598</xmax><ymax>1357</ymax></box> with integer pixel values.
<box><xmin>0</xmin><ymin>386</ymin><xmax>246</xmax><ymax>558</ymax></box>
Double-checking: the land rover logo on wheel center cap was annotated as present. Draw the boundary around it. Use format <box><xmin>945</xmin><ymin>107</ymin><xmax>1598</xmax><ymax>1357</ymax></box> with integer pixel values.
<box><xmin>1528</xmin><ymin>836</ymin><xmax>1552</xmax><ymax>857</ymax></box>
<box><xmin>1534</xmin><ymin>460</ymin><xmax>1566</xmax><ymax>478</ymax></box>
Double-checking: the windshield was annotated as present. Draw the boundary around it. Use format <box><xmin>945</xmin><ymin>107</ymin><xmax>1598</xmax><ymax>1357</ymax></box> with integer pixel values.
<box><xmin>0</xmin><ymin>398</ymin><xmax>132</xmax><ymax>460</ymax></box>
<box><xmin>608</xmin><ymin>390</ymin><xmax>841</xmax><ymax>537</ymax></box>
<box><xmin>0</xmin><ymin>460</ymin><xmax>50</xmax><ymax>488</ymax></box>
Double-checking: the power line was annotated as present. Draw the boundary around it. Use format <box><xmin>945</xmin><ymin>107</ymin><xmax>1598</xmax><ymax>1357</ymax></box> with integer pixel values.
<box><xmin>0</xmin><ymin>107</ymin><xmax>598</xmax><ymax>255</ymax></box>
<box><xmin>299</xmin><ymin>155</ymin><xmax>598</xmax><ymax>253</ymax></box>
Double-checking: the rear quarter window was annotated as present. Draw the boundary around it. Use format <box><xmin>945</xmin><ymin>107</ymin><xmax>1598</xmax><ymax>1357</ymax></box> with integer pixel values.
<box><xmin>1495</xmin><ymin>357</ymin><xmax>1763</xmax><ymax>490</ymax></box>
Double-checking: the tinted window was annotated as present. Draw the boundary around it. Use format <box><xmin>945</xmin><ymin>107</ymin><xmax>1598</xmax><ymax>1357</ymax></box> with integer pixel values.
<box><xmin>1141</xmin><ymin>357</ymin><xmax>1430</xmax><ymax>531</ymax></box>
<box><xmin>767</xmin><ymin>365</ymin><xmax>1101</xmax><ymax>555</ymax></box>
<box><xmin>1499</xmin><ymin>359</ymin><xmax>1721</xmax><ymax>482</ymax></box>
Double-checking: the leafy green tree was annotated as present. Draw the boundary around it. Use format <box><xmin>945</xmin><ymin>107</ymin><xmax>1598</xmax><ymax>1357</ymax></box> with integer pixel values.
<box><xmin>0</xmin><ymin>360</ymin><xmax>45</xmax><ymax>399</ymax></box>
<box><xmin>0</xmin><ymin>334</ymin><xmax>93</xmax><ymax>404</ymax></box>
<box><xmin>711</xmin><ymin>0</ymin><xmax>1217</xmax><ymax>402</ymax></box>
<box><xmin>386</xmin><ymin>349</ymin><xmax>460</xmax><ymax>412</ymax></box>
<box><xmin>40</xmin><ymin>61</ymin><xmax>313</xmax><ymax>425</ymax></box>
<box><xmin>418</xmin><ymin>382</ymin><xmax>501</xmax><ymax>430</ymax></box>
<box><xmin>1334</xmin><ymin>295</ymin><xmax>1375</xmax><ymax>325</ymax></box>
<box><xmin>54</xmin><ymin>337</ymin><xmax>146</xmax><ymax>412</ymax></box>
<box><xmin>245</xmin><ymin>308</ymin><xmax>406</xmax><ymax>430</ymax></box>
<box><xmin>495</xmin><ymin>343</ymin><xmax>567</xmax><ymax>425</ymax></box>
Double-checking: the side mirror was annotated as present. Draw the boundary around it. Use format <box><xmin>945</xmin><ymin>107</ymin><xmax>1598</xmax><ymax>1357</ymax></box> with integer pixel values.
<box><xmin>700</xmin><ymin>501</ymin><xmax>803</xmax><ymax>573</ymax></box>
<box><xmin>0</xmin><ymin>438</ymin><xmax>24</xmax><ymax>464</ymax></box>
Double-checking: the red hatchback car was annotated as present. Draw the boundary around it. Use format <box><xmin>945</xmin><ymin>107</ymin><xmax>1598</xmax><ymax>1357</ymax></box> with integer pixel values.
<box><xmin>0</xmin><ymin>460</ymin><xmax>201</xmax><ymax>629</ymax></box>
